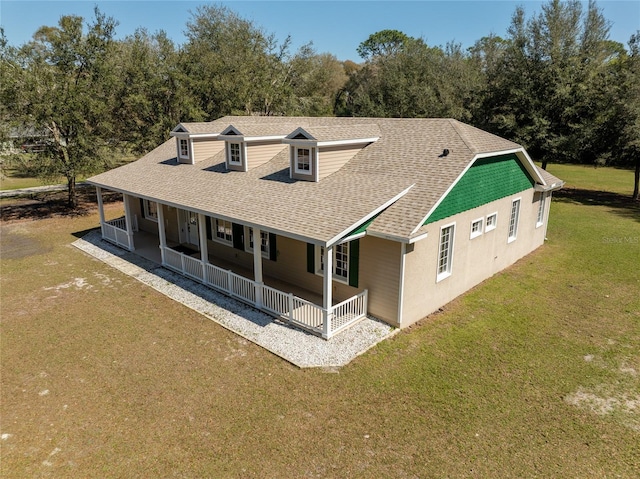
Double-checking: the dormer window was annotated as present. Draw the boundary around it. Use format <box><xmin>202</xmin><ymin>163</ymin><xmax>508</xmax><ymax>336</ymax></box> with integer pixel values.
<box><xmin>284</xmin><ymin>125</ymin><xmax>379</xmax><ymax>182</ymax></box>
<box><xmin>229</xmin><ymin>143</ymin><xmax>242</xmax><ymax>165</ymax></box>
<box><xmin>176</xmin><ymin>138</ymin><xmax>192</xmax><ymax>163</ymax></box>
<box><xmin>295</xmin><ymin>148</ymin><xmax>312</xmax><ymax>174</ymax></box>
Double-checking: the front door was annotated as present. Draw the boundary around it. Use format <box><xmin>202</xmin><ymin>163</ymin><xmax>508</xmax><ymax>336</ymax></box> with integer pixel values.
<box><xmin>179</xmin><ymin>210</ymin><xmax>200</xmax><ymax>247</ymax></box>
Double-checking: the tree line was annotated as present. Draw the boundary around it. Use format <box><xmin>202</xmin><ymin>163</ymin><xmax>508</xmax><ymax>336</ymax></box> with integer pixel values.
<box><xmin>1</xmin><ymin>1</ymin><xmax>638</xmax><ymax>206</ymax></box>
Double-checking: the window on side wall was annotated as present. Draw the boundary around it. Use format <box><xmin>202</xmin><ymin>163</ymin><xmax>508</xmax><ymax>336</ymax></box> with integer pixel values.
<box><xmin>536</xmin><ymin>192</ymin><xmax>546</xmax><ymax>227</ymax></box>
<box><xmin>508</xmin><ymin>199</ymin><xmax>521</xmax><ymax>242</ymax></box>
<box><xmin>142</xmin><ymin>199</ymin><xmax>158</xmax><ymax>222</ymax></box>
<box><xmin>437</xmin><ymin>223</ymin><xmax>455</xmax><ymax>281</ymax></box>
<box><xmin>485</xmin><ymin>213</ymin><xmax>497</xmax><ymax>232</ymax></box>
<box><xmin>470</xmin><ymin>218</ymin><xmax>483</xmax><ymax>239</ymax></box>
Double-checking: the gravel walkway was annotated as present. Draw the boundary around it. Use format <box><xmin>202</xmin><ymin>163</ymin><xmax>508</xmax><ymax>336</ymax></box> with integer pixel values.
<box><xmin>72</xmin><ymin>230</ymin><xmax>397</xmax><ymax>368</ymax></box>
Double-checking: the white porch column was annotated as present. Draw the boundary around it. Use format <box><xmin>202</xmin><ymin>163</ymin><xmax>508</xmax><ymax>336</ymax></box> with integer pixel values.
<box><xmin>322</xmin><ymin>245</ymin><xmax>333</xmax><ymax>338</ymax></box>
<box><xmin>96</xmin><ymin>186</ymin><xmax>105</xmax><ymax>235</ymax></box>
<box><xmin>157</xmin><ymin>203</ymin><xmax>167</xmax><ymax>264</ymax></box>
<box><xmin>253</xmin><ymin>227</ymin><xmax>263</xmax><ymax>308</ymax></box>
<box><xmin>122</xmin><ymin>194</ymin><xmax>135</xmax><ymax>251</ymax></box>
<box><xmin>198</xmin><ymin>213</ymin><xmax>209</xmax><ymax>282</ymax></box>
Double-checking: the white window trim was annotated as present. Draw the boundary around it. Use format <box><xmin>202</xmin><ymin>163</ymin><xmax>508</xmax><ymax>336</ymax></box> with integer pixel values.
<box><xmin>485</xmin><ymin>212</ymin><xmax>498</xmax><ymax>233</ymax></box>
<box><xmin>470</xmin><ymin>217</ymin><xmax>484</xmax><ymax>239</ymax></box>
<box><xmin>508</xmin><ymin>198</ymin><xmax>521</xmax><ymax>243</ymax></box>
<box><xmin>436</xmin><ymin>222</ymin><xmax>455</xmax><ymax>282</ymax></box>
<box><xmin>142</xmin><ymin>199</ymin><xmax>158</xmax><ymax>223</ymax></box>
<box><xmin>294</xmin><ymin>146</ymin><xmax>314</xmax><ymax>175</ymax></box>
<box><xmin>245</xmin><ymin>226</ymin><xmax>270</xmax><ymax>259</ymax></box>
<box><xmin>178</xmin><ymin>138</ymin><xmax>190</xmax><ymax>161</ymax></box>
<box><xmin>227</xmin><ymin>141</ymin><xmax>243</xmax><ymax>166</ymax></box>
<box><xmin>536</xmin><ymin>192</ymin><xmax>546</xmax><ymax>228</ymax></box>
<box><xmin>213</xmin><ymin>218</ymin><xmax>233</xmax><ymax>246</ymax></box>
<box><xmin>315</xmin><ymin>244</ymin><xmax>350</xmax><ymax>284</ymax></box>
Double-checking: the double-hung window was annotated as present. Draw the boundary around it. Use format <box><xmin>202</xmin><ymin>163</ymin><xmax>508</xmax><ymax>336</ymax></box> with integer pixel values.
<box><xmin>295</xmin><ymin>148</ymin><xmax>311</xmax><ymax>174</ymax></box>
<box><xmin>508</xmin><ymin>199</ymin><xmax>521</xmax><ymax>242</ymax></box>
<box><xmin>318</xmin><ymin>243</ymin><xmax>349</xmax><ymax>281</ymax></box>
<box><xmin>228</xmin><ymin>142</ymin><xmax>242</xmax><ymax>165</ymax></box>
<box><xmin>215</xmin><ymin>219</ymin><xmax>233</xmax><ymax>245</ymax></box>
<box><xmin>142</xmin><ymin>199</ymin><xmax>158</xmax><ymax>222</ymax></box>
<box><xmin>437</xmin><ymin>223</ymin><xmax>455</xmax><ymax>281</ymax></box>
<box><xmin>179</xmin><ymin>139</ymin><xmax>189</xmax><ymax>158</ymax></box>
<box><xmin>248</xmin><ymin>227</ymin><xmax>269</xmax><ymax>258</ymax></box>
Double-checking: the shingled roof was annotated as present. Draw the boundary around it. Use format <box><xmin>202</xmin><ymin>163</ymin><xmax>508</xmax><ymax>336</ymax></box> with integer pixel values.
<box><xmin>89</xmin><ymin>116</ymin><xmax>557</xmax><ymax>245</ymax></box>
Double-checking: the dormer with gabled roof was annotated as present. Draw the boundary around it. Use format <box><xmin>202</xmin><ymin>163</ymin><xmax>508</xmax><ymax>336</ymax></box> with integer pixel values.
<box><xmin>218</xmin><ymin>124</ymin><xmax>289</xmax><ymax>172</ymax></box>
<box><xmin>169</xmin><ymin>123</ymin><xmax>224</xmax><ymax>164</ymax></box>
<box><xmin>283</xmin><ymin>124</ymin><xmax>380</xmax><ymax>182</ymax></box>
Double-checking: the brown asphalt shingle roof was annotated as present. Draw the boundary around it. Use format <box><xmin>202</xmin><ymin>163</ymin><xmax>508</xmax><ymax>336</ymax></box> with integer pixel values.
<box><xmin>89</xmin><ymin>116</ymin><xmax>550</xmax><ymax>245</ymax></box>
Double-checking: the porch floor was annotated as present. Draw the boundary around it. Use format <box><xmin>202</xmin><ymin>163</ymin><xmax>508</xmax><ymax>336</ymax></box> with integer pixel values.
<box><xmin>132</xmin><ymin>230</ymin><xmax>329</xmax><ymax>307</ymax></box>
<box><xmin>77</xmin><ymin>229</ymin><xmax>395</xmax><ymax>367</ymax></box>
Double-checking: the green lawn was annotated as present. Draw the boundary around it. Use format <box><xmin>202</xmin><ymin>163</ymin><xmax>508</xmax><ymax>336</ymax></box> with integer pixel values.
<box><xmin>1</xmin><ymin>165</ymin><xmax>638</xmax><ymax>478</ymax></box>
<box><xmin>0</xmin><ymin>171</ymin><xmax>56</xmax><ymax>190</ymax></box>
<box><xmin>543</xmin><ymin>162</ymin><xmax>636</xmax><ymax>196</ymax></box>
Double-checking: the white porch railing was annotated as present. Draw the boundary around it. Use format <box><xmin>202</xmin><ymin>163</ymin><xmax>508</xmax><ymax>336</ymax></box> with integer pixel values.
<box><xmin>160</xmin><ymin>246</ymin><xmax>367</xmax><ymax>338</ymax></box>
<box><xmin>164</xmin><ymin>247</ymin><xmax>204</xmax><ymax>281</ymax></box>
<box><xmin>101</xmin><ymin>216</ymin><xmax>136</xmax><ymax>251</ymax></box>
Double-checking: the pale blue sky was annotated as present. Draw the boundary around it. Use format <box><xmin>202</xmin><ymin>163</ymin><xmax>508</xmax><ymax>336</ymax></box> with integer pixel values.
<box><xmin>2</xmin><ymin>1</ymin><xmax>638</xmax><ymax>61</ymax></box>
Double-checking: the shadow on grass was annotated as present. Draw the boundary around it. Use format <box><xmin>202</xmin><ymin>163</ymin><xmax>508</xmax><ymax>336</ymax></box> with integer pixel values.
<box><xmin>0</xmin><ymin>189</ymin><xmax>121</xmax><ymax>222</ymax></box>
<box><xmin>72</xmin><ymin>226</ymin><xmax>101</xmax><ymax>239</ymax></box>
<box><xmin>554</xmin><ymin>188</ymin><xmax>640</xmax><ymax>223</ymax></box>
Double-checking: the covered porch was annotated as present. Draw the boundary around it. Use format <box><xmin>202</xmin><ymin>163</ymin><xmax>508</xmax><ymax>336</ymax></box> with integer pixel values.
<box><xmin>95</xmin><ymin>187</ymin><xmax>368</xmax><ymax>339</ymax></box>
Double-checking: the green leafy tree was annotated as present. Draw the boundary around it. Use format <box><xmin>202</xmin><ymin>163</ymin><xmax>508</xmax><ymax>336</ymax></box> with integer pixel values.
<box><xmin>110</xmin><ymin>29</ymin><xmax>203</xmax><ymax>154</ymax></box>
<box><xmin>612</xmin><ymin>33</ymin><xmax>640</xmax><ymax>200</ymax></box>
<box><xmin>480</xmin><ymin>0</ymin><xmax>615</xmax><ymax>169</ymax></box>
<box><xmin>287</xmin><ymin>45</ymin><xmax>347</xmax><ymax>116</ymax></box>
<box><xmin>7</xmin><ymin>8</ymin><xmax>118</xmax><ymax>206</ymax></box>
<box><xmin>181</xmin><ymin>5</ymin><xmax>293</xmax><ymax>118</ymax></box>
<box><xmin>343</xmin><ymin>33</ymin><xmax>481</xmax><ymax>119</ymax></box>
<box><xmin>356</xmin><ymin>29</ymin><xmax>411</xmax><ymax>60</ymax></box>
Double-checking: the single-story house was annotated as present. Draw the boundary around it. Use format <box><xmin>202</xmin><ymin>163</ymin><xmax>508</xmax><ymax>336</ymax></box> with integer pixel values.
<box><xmin>87</xmin><ymin>116</ymin><xmax>563</xmax><ymax>339</ymax></box>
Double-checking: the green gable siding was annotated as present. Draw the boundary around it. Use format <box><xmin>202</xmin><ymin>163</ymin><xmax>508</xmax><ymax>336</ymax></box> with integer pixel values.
<box><xmin>424</xmin><ymin>153</ymin><xmax>534</xmax><ymax>225</ymax></box>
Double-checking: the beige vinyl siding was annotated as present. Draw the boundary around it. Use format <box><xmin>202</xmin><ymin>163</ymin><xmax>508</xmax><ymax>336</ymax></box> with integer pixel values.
<box><xmin>401</xmin><ymin>188</ymin><xmax>545</xmax><ymax>327</ymax></box>
<box><xmin>318</xmin><ymin>145</ymin><xmax>364</xmax><ymax>180</ymax></box>
<box><xmin>358</xmin><ymin>235</ymin><xmax>401</xmax><ymax>326</ymax></box>
<box><xmin>163</xmin><ymin>204</ymin><xmax>180</xmax><ymax>244</ymax></box>
<box><xmin>192</xmin><ymin>138</ymin><xmax>225</xmax><ymax>163</ymax></box>
<box><xmin>207</xmin><ymin>238</ymin><xmax>254</xmax><ymax>270</ymax></box>
<box><xmin>131</xmin><ymin>198</ymin><xmax>159</xmax><ymax>236</ymax></box>
<box><xmin>247</xmin><ymin>141</ymin><xmax>287</xmax><ymax>169</ymax></box>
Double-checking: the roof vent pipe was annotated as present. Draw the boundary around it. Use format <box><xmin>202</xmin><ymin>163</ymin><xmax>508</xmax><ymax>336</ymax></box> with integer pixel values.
<box><xmin>439</xmin><ymin>148</ymin><xmax>450</xmax><ymax>158</ymax></box>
